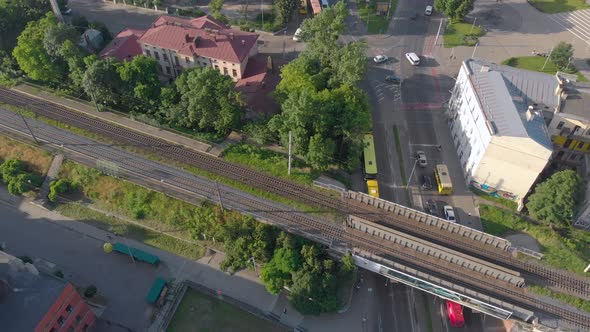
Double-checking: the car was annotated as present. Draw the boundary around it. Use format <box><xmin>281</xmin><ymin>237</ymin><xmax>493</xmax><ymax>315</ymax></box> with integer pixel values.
<box><xmin>373</xmin><ymin>55</ymin><xmax>388</xmax><ymax>63</ymax></box>
<box><xmin>425</xmin><ymin>5</ymin><xmax>433</xmax><ymax>16</ymax></box>
<box><xmin>416</xmin><ymin>151</ymin><xmax>427</xmax><ymax>167</ymax></box>
<box><xmin>385</xmin><ymin>75</ymin><xmax>400</xmax><ymax>84</ymax></box>
<box><xmin>421</xmin><ymin>175</ymin><xmax>432</xmax><ymax>190</ymax></box>
<box><xmin>446</xmin><ymin>301</ymin><xmax>465</xmax><ymax>327</ymax></box>
<box><xmin>405</xmin><ymin>52</ymin><xmax>420</xmax><ymax>65</ymax></box>
<box><xmin>293</xmin><ymin>28</ymin><xmax>303</xmax><ymax>42</ymax></box>
<box><xmin>444</xmin><ymin>205</ymin><xmax>456</xmax><ymax>222</ymax></box>
<box><xmin>425</xmin><ymin>199</ymin><xmax>437</xmax><ymax>216</ymax></box>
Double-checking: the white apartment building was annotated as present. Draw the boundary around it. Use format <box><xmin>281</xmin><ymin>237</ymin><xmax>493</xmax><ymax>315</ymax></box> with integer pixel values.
<box><xmin>447</xmin><ymin>59</ymin><xmax>555</xmax><ymax>208</ymax></box>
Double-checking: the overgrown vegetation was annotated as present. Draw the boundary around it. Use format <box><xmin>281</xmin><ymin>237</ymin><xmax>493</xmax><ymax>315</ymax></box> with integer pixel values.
<box><xmin>0</xmin><ymin>135</ymin><xmax>52</xmax><ymax>173</ymax></box>
<box><xmin>443</xmin><ymin>20</ymin><xmax>485</xmax><ymax>47</ymax></box>
<box><xmin>0</xmin><ymin>159</ymin><xmax>43</xmax><ymax>195</ymax></box>
<box><xmin>356</xmin><ymin>0</ymin><xmax>397</xmax><ymax>34</ymax></box>
<box><xmin>435</xmin><ymin>0</ymin><xmax>474</xmax><ymax>20</ymax></box>
<box><xmin>479</xmin><ymin>205</ymin><xmax>590</xmax><ymax>275</ymax></box>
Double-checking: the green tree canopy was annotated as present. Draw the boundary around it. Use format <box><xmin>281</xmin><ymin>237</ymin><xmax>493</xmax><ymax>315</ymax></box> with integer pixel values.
<box><xmin>43</xmin><ymin>23</ymin><xmax>79</xmax><ymax>57</ymax></box>
<box><xmin>526</xmin><ymin>169</ymin><xmax>584</xmax><ymax>227</ymax></box>
<box><xmin>12</xmin><ymin>13</ymin><xmax>65</xmax><ymax>84</ymax></box>
<box><xmin>551</xmin><ymin>42</ymin><xmax>574</xmax><ymax>72</ymax></box>
<box><xmin>170</xmin><ymin>67</ymin><xmax>244</xmax><ymax>134</ymax></box>
<box><xmin>260</xmin><ymin>247</ymin><xmax>301</xmax><ymax>294</ymax></box>
<box><xmin>276</xmin><ymin>0</ymin><xmax>298</xmax><ymax>27</ymax></box>
<box><xmin>434</xmin><ymin>0</ymin><xmax>473</xmax><ymax>20</ymax></box>
<box><xmin>0</xmin><ymin>0</ymin><xmax>61</xmax><ymax>51</ymax></box>
<box><xmin>117</xmin><ymin>55</ymin><xmax>162</xmax><ymax>113</ymax></box>
<box><xmin>82</xmin><ymin>57</ymin><xmax>123</xmax><ymax>107</ymax></box>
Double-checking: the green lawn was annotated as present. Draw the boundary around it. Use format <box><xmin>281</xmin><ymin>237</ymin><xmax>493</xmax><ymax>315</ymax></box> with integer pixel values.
<box><xmin>357</xmin><ymin>0</ymin><xmax>398</xmax><ymax>34</ymax></box>
<box><xmin>167</xmin><ymin>288</ymin><xmax>287</xmax><ymax>332</ymax></box>
<box><xmin>528</xmin><ymin>0</ymin><xmax>590</xmax><ymax>13</ymax></box>
<box><xmin>222</xmin><ymin>143</ymin><xmax>320</xmax><ymax>185</ymax></box>
<box><xmin>443</xmin><ymin>21</ymin><xmax>485</xmax><ymax>48</ymax></box>
<box><xmin>528</xmin><ymin>285</ymin><xmax>590</xmax><ymax>314</ymax></box>
<box><xmin>501</xmin><ymin>56</ymin><xmax>589</xmax><ymax>82</ymax></box>
<box><xmin>479</xmin><ymin>205</ymin><xmax>590</xmax><ymax>275</ymax></box>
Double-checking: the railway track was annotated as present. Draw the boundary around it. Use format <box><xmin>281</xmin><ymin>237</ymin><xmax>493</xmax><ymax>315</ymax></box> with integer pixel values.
<box><xmin>0</xmin><ymin>88</ymin><xmax>589</xmax><ymax>300</ymax></box>
<box><xmin>0</xmin><ymin>105</ymin><xmax>589</xmax><ymax>329</ymax></box>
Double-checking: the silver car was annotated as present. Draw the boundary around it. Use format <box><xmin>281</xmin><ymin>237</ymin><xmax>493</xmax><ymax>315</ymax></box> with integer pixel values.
<box><xmin>417</xmin><ymin>151</ymin><xmax>427</xmax><ymax>167</ymax></box>
<box><xmin>444</xmin><ymin>205</ymin><xmax>456</xmax><ymax>223</ymax></box>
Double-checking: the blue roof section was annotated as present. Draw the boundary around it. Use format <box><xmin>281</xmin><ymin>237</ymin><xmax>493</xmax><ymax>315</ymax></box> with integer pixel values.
<box><xmin>465</xmin><ymin>59</ymin><xmax>553</xmax><ymax>150</ymax></box>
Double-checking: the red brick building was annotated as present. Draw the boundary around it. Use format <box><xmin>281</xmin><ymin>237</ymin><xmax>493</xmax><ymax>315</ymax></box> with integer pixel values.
<box><xmin>0</xmin><ymin>252</ymin><xmax>96</xmax><ymax>332</ymax></box>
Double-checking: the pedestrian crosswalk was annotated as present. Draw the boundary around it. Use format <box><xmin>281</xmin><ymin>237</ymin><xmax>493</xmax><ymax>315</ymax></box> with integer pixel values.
<box><xmin>548</xmin><ymin>9</ymin><xmax>590</xmax><ymax>46</ymax></box>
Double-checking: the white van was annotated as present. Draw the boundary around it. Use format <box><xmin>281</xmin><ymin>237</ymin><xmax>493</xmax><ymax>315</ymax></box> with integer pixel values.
<box><xmin>293</xmin><ymin>28</ymin><xmax>303</xmax><ymax>42</ymax></box>
<box><xmin>405</xmin><ymin>52</ymin><xmax>420</xmax><ymax>66</ymax></box>
<box><xmin>425</xmin><ymin>5</ymin><xmax>433</xmax><ymax>16</ymax></box>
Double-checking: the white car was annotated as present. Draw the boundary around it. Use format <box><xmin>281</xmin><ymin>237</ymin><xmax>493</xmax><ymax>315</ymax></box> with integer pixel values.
<box><xmin>373</xmin><ymin>55</ymin><xmax>388</xmax><ymax>63</ymax></box>
<box><xmin>416</xmin><ymin>151</ymin><xmax>427</xmax><ymax>167</ymax></box>
<box><xmin>425</xmin><ymin>5</ymin><xmax>433</xmax><ymax>16</ymax></box>
<box><xmin>405</xmin><ymin>52</ymin><xmax>420</xmax><ymax>65</ymax></box>
<box><xmin>293</xmin><ymin>28</ymin><xmax>303</xmax><ymax>42</ymax></box>
<box><xmin>444</xmin><ymin>205</ymin><xmax>456</xmax><ymax>223</ymax></box>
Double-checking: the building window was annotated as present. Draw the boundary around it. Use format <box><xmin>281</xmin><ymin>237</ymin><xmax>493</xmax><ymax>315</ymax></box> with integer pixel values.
<box><xmin>158</xmin><ymin>64</ymin><xmax>163</xmax><ymax>72</ymax></box>
<box><xmin>166</xmin><ymin>66</ymin><xmax>171</xmax><ymax>75</ymax></box>
<box><xmin>214</xmin><ymin>65</ymin><xmax>219</xmax><ymax>71</ymax></box>
<box><xmin>145</xmin><ymin>50</ymin><xmax>151</xmax><ymax>57</ymax></box>
<box><xmin>175</xmin><ymin>56</ymin><xmax>179</xmax><ymax>66</ymax></box>
<box><xmin>58</xmin><ymin>316</ymin><xmax>65</xmax><ymax>325</ymax></box>
<box><xmin>223</xmin><ymin>67</ymin><xmax>228</xmax><ymax>75</ymax></box>
<box><xmin>163</xmin><ymin>53</ymin><xmax>168</xmax><ymax>62</ymax></box>
<box><xmin>154</xmin><ymin>51</ymin><xmax>160</xmax><ymax>60</ymax></box>
<box><xmin>232</xmin><ymin>63</ymin><xmax>236</xmax><ymax>67</ymax></box>
<box><xmin>66</xmin><ymin>304</ymin><xmax>73</xmax><ymax>313</ymax></box>
<box><xmin>578</xmin><ymin>142</ymin><xmax>584</xmax><ymax>149</ymax></box>
<box><xmin>556</xmin><ymin>121</ymin><xmax>565</xmax><ymax>130</ymax></box>
<box><xmin>232</xmin><ymin>69</ymin><xmax>237</xmax><ymax>77</ymax></box>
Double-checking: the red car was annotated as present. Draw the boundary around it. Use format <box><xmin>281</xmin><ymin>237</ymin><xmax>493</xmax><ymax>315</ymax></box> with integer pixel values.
<box><xmin>446</xmin><ymin>300</ymin><xmax>465</xmax><ymax>328</ymax></box>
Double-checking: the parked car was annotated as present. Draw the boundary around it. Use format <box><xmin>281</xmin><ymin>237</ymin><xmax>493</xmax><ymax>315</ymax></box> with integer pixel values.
<box><xmin>425</xmin><ymin>199</ymin><xmax>437</xmax><ymax>216</ymax></box>
<box><xmin>446</xmin><ymin>301</ymin><xmax>465</xmax><ymax>327</ymax></box>
<box><xmin>416</xmin><ymin>151</ymin><xmax>427</xmax><ymax>167</ymax></box>
<box><xmin>444</xmin><ymin>205</ymin><xmax>456</xmax><ymax>223</ymax></box>
<box><xmin>421</xmin><ymin>175</ymin><xmax>432</xmax><ymax>190</ymax></box>
<box><xmin>374</xmin><ymin>55</ymin><xmax>389</xmax><ymax>63</ymax></box>
<box><xmin>385</xmin><ymin>75</ymin><xmax>400</xmax><ymax>83</ymax></box>
<box><xmin>63</xmin><ymin>7</ymin><xmax>72</xmax><ymax>15</ymax></box>
<box><xmin>293</xmin><ymin>28</ymin><xmax>303</xmax><ymax>42</ymax></box>
<box><xmin>425</xmin><ymin>5</ymin><xmax>433</xmax><ymax>16</ymax></box>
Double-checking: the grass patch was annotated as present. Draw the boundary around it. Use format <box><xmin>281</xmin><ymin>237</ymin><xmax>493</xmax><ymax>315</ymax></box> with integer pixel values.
<box><xmin>501</xmin><ymin>56</ymin><xmax>589</xmax><ymax>82</ymax></box>
<box><xmin>56</xmin><ymin>203</ymin><xmax>204</xmax><ymax>260</ymax></box>
<box><xmin>0</xmin><ymin>103</ymin><xmax>331</xmax><ymax>217</ymax></box>
<box><xmin>0</xmin><ymin>135</ymin><xmax>52</xmax><ymax>174</ymax></box>
<box><xmin>443</xmin><ymin>20</ymin><xmax>485</xmax><ymax>48</ymax></box>
<box><xmin>222</xmin><ymin>143</ymin><xmax>319</xmax><ymax>185</ymax></box>
<box><xmin>479</xmin><ymin>205</ymin><xmax>590</xmax><ymax>275</ymax></box>
<box><xmin>167</xmin><ymin>288</ymin><xmax>287</xmax><ymax>332</ymax></box>
<box><xmin>527</xmin><ymin>0</ymin><xmax>590</xmax><ymax>13</ymax></box>
<box><xmin>392</xmin><ymin>125</ymin><xmax>407</xmax><ymax>186</ymax></box>
<box><xmin>357</xmin><ymin>0</ymin><xmax>397</xmax><ymax>34</ymax></box>
<box><xmin>471</xmin><ymin>187</ymin><xmax>517</xmax><ymax>210</ymax></box>
<box><xmin>528</xmin><ymin>285</ymin><xmax>590</xmax><ymax>314</ymax></box>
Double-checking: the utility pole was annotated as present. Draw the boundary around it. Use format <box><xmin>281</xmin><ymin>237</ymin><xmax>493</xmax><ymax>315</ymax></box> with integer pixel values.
<box><xmin>471</xmin><ymin>41</ymin><xmax>479</xmax><ymax>58</ymax></box>
<box><xmin>19</xmin><ymin>112</ymin><xmax>39</xmax><ymax>145</ymax></box>
<box><xmin>406</xmin><ymin>159</ymin><xmax>418</xmax><ymax>190</ymax></box>
<box><xmin>470</xmin><ymin>17</ymin><xmax>477</xmax><ymax>34</ymax></box>
<box><xmin>215</xmin><ymin>181</ymin><xmax>224</xmax><ymax>212</ymax></box>
<box><xmin>288</xmin><ymin>131</ymin><xmax>292</xmax><ymax>175</ymax></box>
<box><xmin>282</xmin><ymin>30</ymin><xmax>287</xmax><ymax>59</ymax></box>
<box><xmin>542</xmin><ymin>46</ymin><xmax>554</xmax><ymax>71</ymax></box>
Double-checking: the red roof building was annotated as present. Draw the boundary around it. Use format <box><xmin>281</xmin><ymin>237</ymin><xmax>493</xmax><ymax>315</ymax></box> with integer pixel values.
<box><xmin>99</xmin><ymin>28</ymin><xmax>145</xmax><ymax>62</ymax></box>
<box><xmin>135</xmin><ymin>15</ymin><xmax>259</xmax><ymax>81</ymax></box>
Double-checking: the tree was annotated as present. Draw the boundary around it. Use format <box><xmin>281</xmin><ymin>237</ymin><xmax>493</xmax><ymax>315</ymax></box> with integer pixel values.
<box><xmin>276</xmin><ymin>0</ymin><xmax>298</xmax><ymax>27</ymax></box>
<box><xmin>299</xmin><ymin>2</ymin><xmax>348</xmax><ymax>65</ymax></box>
<box><xmin>82</xmin><ymin>57</ymin><xmax>123</xmax><ymax>107</ymax></box>
<box><xmin>0</xmin><ymin>51</ymin><xmax>22</xmax><ymax>85</ymax></box>
<box><xmin>117</xmin><ymin>55</ymin><xmax>161</xmax><ymax>113</ymax></box>
<box><xmin>526</xmin><ymin>169</ymin><xmax>584</xmax><ymax>227</ymax></box>
<box><xmin>0</xmin><ymin>159</ymin><xmax>25</xmax><ymax>183</ymax></box>
<box><xmin>434</xmin><ymin>0</ymin><xmax>473</xmax><ymax>21</ymax></box>
<box><xmin>43</xmin><ymin>23</ymin><xmax>79</xmax><ymax>57</ymax></box>
<box><xmin>0</xmin><ymin>0</ymin><xmax>56</xmax><ymax>51</ymax></box>
<box><xmin>551</xmin><ymin>42</ymin><xmax>574</xmax><ymax>71</ymax></box>
<box><xmin>306</xmin><ymin>134</ymin><xmax>336</xmax><ymax>170</ymax></box>
<box><xmin>48</xmin><ymin>179</ymin><xmax>70</xmax><ymax>202</ymax></box>
<box><xmin>260</xmin><ymin>247</ymin><xmax>301</xmax><ymax>294</ymax></box>
<box><xmin>329</xmin><ymin>41</ymin><xmax>367</xmax><ymax>87</ymax></box>
<box><xmin>170</xmin><ymin>67</ymin><xmax>244</xmax><ymax>134</ymax></box>
<box><xmin>12</xmin><ymin>13</ymin><xmax>65</xmax><ymax>84</ymax></box>
<box><xmin>208</xmin><ymin>0</ymin><xmax>228</xmax><ymax>22</ymax></box>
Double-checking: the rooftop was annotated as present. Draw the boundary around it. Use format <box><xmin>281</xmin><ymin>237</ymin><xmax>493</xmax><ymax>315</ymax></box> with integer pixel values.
<box><xmin>464</xmin><ymin>58</ymin><xmax>554</xmax><ymax>149</ymax></box>
<box><xmin>99</xmin><ymin>28</ymin><xmax>145</xmax><ymax>62</ymax></box>
<box><xmin>560</xmin><ymin>81</ymin><xmax>590</xmax><ymax>118</ymax></box>
<box><xmin>138</xmin><ymin>15</ymin><xmax>259</xmax><ymax>63</ymax></box>
<box><xmin>0</xmin><ymin>252</ymin><xmax>67</xmax><ymax>331</ymax></box>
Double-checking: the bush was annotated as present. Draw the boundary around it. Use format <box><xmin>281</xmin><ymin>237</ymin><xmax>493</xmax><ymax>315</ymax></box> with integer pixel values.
<box><xmin>504</xmin><ymin>57</ymin><xmax>518</xmax><ymax>67</ymax></box>
<box><xmin>48</xmin><ymin>179</ymin><xmax>70</xmax><ymax>202</ymax></box>
<box><xmin>84</xmin><ymin>285</ymin><xmax>97</xmax><ymax>298</ymax></box>
<box><xmin>242</xmin><ymin>119</ymin><xmax>276</xmax><ymax>144</ymax></box>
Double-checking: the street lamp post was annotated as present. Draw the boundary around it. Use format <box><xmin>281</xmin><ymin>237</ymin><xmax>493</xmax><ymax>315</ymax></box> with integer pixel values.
<box><xmin>406</xmin><ymin>159</ymin><xmax>419</xmax><ymax>190</ymax></box>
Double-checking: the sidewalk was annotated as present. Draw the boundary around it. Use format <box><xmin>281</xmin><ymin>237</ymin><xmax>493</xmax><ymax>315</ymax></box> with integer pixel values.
<box><xmin>11</xmin><ymin>83</ymin><xmax>217</xmax><ymax>155</ymax></box>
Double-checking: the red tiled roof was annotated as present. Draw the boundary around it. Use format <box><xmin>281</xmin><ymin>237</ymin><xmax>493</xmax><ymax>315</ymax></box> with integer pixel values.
<box><xmin>139</xmin><ymin>15</ymin><xmax>259</xmax><ymax>63</ymax></box>
<box><xmin>99</xmin><ymin>28</ymin><xmax>145</xmax><ymax>62</ymax></box>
